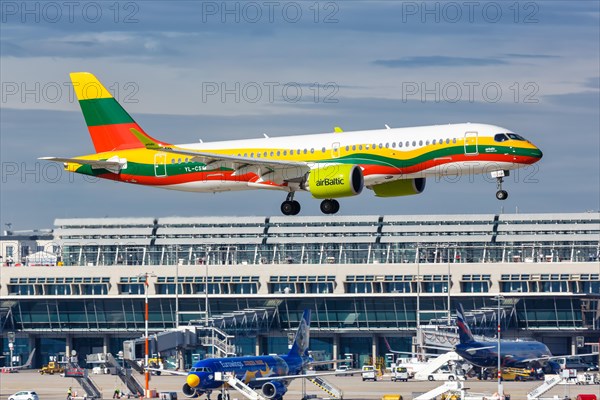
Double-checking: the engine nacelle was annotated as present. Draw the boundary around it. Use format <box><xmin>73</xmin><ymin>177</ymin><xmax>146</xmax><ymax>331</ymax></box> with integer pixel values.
<box><xmin>372</xmin><ymin>178</ymin><xmax>426</xmax><ymax>197</ymax></box>
<box><xmin>306</xmin><ymin>164</ymin><xmax>364</xmax><ymax>199</ymax></box>
<box><xmin>182</xmin><ymin>383</ymin><xmax>200</xmax><ymax>398</ymax></box>
<box><xmin>261</xmin><ymin>381</ymin><xmax>288</xmax><ymax>399</ymax></box>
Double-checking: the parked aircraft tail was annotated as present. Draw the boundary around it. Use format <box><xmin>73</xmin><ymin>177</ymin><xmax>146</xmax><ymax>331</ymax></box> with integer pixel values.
<box><xmin>69</xmin><ymin>72</ymin><xmax>168</xmax><ymax>153</ymax></box>
<box><xmin>456</xmin><ymin>304</ymin><xmax>475</xmax><ymax>344</ymax></box>
<box><xmin>288</xmin><ymin>309</ymin><xmax>311</xmax><ymax>358</ymax></box>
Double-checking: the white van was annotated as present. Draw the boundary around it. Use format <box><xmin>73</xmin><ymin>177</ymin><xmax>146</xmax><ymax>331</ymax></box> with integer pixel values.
<box><xmin>361</xmin><ymin>365</ymin><xmax>376</xmax><ymax>381</ymax></box>
<box><xmin>391</xmin><ymin>366</ymin><xmax>409</xmax><ymax>382</ymax></box>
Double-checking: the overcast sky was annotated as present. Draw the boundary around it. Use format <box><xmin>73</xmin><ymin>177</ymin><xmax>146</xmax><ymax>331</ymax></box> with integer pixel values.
<box><xmin>1</xmin><ymin>1</ymin><xmax>599</xmax><ymax>230</ymax></box>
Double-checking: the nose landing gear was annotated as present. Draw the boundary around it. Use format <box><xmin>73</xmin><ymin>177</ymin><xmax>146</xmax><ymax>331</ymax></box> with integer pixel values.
<box><xmin>491</xmin><ymin>170</ymin><xmax>509</xmax><ymax>201</ymax></box>
<box><xmin>281</xmin><ymin>192</ymin><xmax>301</xmax><ymax>215</ymax></box>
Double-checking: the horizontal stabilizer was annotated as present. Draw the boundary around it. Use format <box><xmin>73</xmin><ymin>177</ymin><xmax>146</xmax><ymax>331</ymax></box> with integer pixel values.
<box><xmin>39</xmin><ymin>156</ymin><xmax>126</xmax><ymax>174</ymax></box>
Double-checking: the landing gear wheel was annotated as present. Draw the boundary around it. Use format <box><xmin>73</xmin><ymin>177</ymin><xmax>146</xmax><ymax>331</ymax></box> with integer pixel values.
<box><xmin>291</xmin><ymin>200</ymin><xmax>301</xmax><ymax>215</ymax></box>
<box><xmin>496</xmin><ymin>190</ymin><xmax>508</xmax><ymax>200</ymax></box>
<box><xmin>320</xmin><ymin>199</ymin><xmax>340</xmax><ymax>214</ymax></box>
<box><xmin>281</xmin><ymin>201</ymin><xmax>295</xmax><ymax>215</ymax></box>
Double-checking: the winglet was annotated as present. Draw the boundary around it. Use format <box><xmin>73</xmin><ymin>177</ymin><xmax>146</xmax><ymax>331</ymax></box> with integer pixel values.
<box><xmin>334</xmin><ymin>126</ymin><xmax>343</xmax><ymax>133</ymax></box>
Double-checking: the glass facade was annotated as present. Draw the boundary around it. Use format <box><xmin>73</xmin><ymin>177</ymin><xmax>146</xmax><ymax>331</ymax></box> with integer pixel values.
<box><xmin>53</xmin><ymin>213</ymin><xmax>599</xmax><ymax>267</ymax></box>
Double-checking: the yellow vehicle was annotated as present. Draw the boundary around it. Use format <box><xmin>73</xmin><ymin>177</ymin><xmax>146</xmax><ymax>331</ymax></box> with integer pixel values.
<box><xmin>501</xmin><ymin>367</ymin><xmax>534</xmax><ymax>381</ymax></box>
<box><xmin>39</xmin><ymin>361</ymin><xmax>64</xmax><ymax>375</ymax></box>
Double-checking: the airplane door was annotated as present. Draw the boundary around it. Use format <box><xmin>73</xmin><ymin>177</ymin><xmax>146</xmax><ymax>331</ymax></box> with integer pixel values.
<box><xmin>154</xmin><ymin>153</ymin><xmax>167</xmax><ymax>177</ymax></box>
<box><xmin>464</xmin><ymin>132</ymin><xmax>479</xmax><ymax>156</ymax></box>
<box><xmin>331</xmin><ymin>142</ymin><xmax>340</xmax><ymax>158</ymax></box>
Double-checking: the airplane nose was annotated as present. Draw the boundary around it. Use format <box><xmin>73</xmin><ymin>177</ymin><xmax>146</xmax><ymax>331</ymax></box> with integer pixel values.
<box><xmin>535</xmin><ymin>148</ymin><xmax>543</xmax><ymax>159</ymax></box>
<box><xmin>187</xmin><ymin>374</ymin><xmax>200</xmax><ymax>388</ymax></box>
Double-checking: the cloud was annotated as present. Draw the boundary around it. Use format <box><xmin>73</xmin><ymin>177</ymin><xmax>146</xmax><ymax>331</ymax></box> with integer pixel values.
<box><xmin>504</xmin><ymin>54</ymin><xmax>561</xmax><ymax>59</ymax></box>
<box><xmin>372</xmin><ymin>56</ymin><xmax>508</xmax><ymax>68</ymax></box>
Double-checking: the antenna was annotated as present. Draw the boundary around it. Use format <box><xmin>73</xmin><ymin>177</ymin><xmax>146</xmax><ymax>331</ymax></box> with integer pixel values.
<box><xmin>385</xmin><ymin>124</ymin><xmax>391</xmax><ymax>129</ymax></box>
<box><xmin>263</xmin><ymin>133</ymin><xmax>269</xmax><ymax>138</ymax></box>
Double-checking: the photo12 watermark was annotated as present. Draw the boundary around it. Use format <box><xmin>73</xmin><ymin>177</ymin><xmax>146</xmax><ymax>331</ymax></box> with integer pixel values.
<box><xmin>400</xmin><ymin>81</ymin><xmax>540</xmax><ymax>103</ymax></box>
<box><xmin>200</xmin><ymin>1</ymin><xmax>339</xmax><ymax>24</ymax></box>
<box><xmin>400</xmin><ymin>1</ymin><xmax>539</xmax><ymax>24</ymax></box>
<box><xmin>1</xmin><ymin>81</ymin><xmax>140</xmax><ymax>104</ymax></box>
<box><xmin>1</xmin><ymin>1</ymin><xmax>140</xmax><ymax>24</ymax></box>
<box><xmin>201</xmin><ymin>81</ymin><xmax>339</xmax><ymax>104</ymax></box>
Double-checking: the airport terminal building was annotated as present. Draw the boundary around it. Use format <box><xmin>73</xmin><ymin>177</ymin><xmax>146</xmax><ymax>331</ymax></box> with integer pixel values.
<box><xmin>1</xmin><ymin>212</ymin><xmax>599</xmax><ymax>368</ymax></box>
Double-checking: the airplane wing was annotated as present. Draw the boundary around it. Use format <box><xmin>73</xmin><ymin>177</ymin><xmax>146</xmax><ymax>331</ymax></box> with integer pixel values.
<box><xmin>307</xmin><ymin>359</ymin><xmax>349</xmax><ymax>366</ymax></box>
<box><xmin>130</xmin><ymin>128</ymin><xmax>311</xmax><ymax>184</ymax></box>
<box><xmin>39</xmin><ymin>157</ymin><xmax>125</xmax><ymax>174</ymax></box>
<box><xmin>3</xmin><ymin>348</ymin><xmax>36</xmax><ymax>370</ymax></box>
<box><xmin>522</xmin><ymin>352</ymin><xmax>600</xmax><ymax>363</ymax></box>
<box><xmin>254</xmin><ymin>370</ymin><xmax>356</xmax><ymax>382</ymax></box>
<box><xmin>146</xmin><ymin>368</ymin><xmax>188</xmax><ymax>376</ymax></box>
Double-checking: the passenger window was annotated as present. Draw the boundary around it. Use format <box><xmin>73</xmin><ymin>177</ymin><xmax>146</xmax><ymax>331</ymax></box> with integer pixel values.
<box><xmin>432</xmin><ymin>139</ymin><xmax>436</xmax><ymax>145</ymax></box>
<box><xmin>366</xmin><ymin>144</ymin><xmax>370</xmax><ymax>150</ymax></box>
<box><xmin>379</xmin><ymin>143</ymin><xmax>383</xmax><ymax>148</ymax></box>
<box><xmin>359</xmin><ymin>145</ymin><xmax>363</xmax><ymax>150</ymax></box>
<box><xmin>283</xmin><ymin>150</ymin><xmax>287</xmax><ymax>156</ymax></box>
<box><xmin>398</xmin><ymin>142</ymin><xmax>403</xmax><ymax>148</ymax></box>
<box><xmin>270</xmin><ymin>151</ymin><xmax>274</xmax><ymax>157</ymax></box>
<box><xmin>352</xmin><ymin>145</ymin><xmax>356</xmax><ymax>150</ymax></box>
<box><xmin>392</xmin><ymin>142</ymin><xmax>396</xmax><ymax>148</ymax></box>
<box><xmin>277</xmin><ymin>151</ymin><xmax>280</xmax><ymax>156</ymax></box>
<box><xmin>446</xmin><ymin>139</ymin><xmax>450</xmax><ymax>144</ymax></box>
<box><xmin>385</xmin><ymin>143</ymin><xmax>389</xmax><ymax>148</ymax></box>
<box><xmin>405</xmin><ymin>141</ymin><xmax>409</xmax><ymax>147</ymax></box>
<box><xmin>322</xmin><ymin>147</ymin><xmax>326</xmax><ymax>153</ymax></box>
<box><xmin>418</xmin><ymin>140</ymin><xmax>423</xmax><ymax>146</ymax></box>
<box><xmin>452</xmin><ymin>138</ymin><xmax>457</xmax><ymax>144</ymax></box>
<box><xmin>290</xmin><ymin>150</ymin><xmax>293</xmax><ymax>155</ymax></box>
<box><xmin>412</xmin><ymin>141</ymin><xmax>416</xmax><ymax>146</ymax></box>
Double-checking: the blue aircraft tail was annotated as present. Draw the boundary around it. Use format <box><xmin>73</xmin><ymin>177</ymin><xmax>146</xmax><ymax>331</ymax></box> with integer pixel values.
<box><xmin>288</xmin><ymin>309</ymin><xmax>311</xmax><ymax>358</ymax></box>
<box><xmin>456</xmin><ymin>304</ymin><xmax>475</xmax><ymax>344</ymax></box>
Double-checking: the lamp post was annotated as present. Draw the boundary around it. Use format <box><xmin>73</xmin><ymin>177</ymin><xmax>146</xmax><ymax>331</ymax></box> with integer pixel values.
<box><xmin>447</xmin><ymin>246</ymin><xmax>452</xmax><ymax>325</ymax></box>
<box><xmin>415</xmin><ymin>246</ymin><xmax>421</xmax><ymax>358</ymax></box>
<box><xmin>139</xmin><ymin>272</ymin><xmax>156</xmax><ymax>399</ymax></box>
<box><xmin>493</xmin><ymin>294</ymin><xmax>505</xmax><ymax>399</ymax></box>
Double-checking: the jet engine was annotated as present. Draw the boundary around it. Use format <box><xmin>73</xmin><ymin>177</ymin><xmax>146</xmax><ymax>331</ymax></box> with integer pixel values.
<box><xmin>372</xmin><ymin>178</ymin><xmax>426</xmax><ymax>197</ymax></box>
<box><xmin>182</xmin><ymin>383</ymin><xmax>200</xmax><ymax>398</ymax></box>
<box><xmin>261</xmin><ymin>381</ymin><xmax>288</xmax><ymax>399</ymax></box>
<box><xmin>306</xmin><ymin>164</ymin><xmax>364</xmax><ymax>199</ymax></box>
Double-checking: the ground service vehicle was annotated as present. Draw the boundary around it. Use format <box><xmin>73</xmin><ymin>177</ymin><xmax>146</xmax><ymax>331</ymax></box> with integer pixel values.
<box><xmin>362</xmin><ymin>365</ymin><xmax>377</xmax><ymax>381</ymax></box>
<box><xmin>39</xmin><ymin>361</ymin><xmax>64</xmax><ymax>375</ymax></box>
<box><xmin>391</xmin><ymin>366</ymin><xmax>409</xmax><ymax>382</ymax></box>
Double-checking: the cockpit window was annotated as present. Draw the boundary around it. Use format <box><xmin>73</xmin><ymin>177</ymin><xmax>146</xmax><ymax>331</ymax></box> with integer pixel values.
<box><xmin>494</xmin><ymin>133</ymin><xmax>509</xmax><ymax>142</ymax></box>
<box><xmin>507</xmin><ymin>133</ymin><xmax>526</xmax><ymax>141</ymax></box>
<box><xmin>495</xmin><ymin>133</ymin><xmax>527</xmax><ymax>142</ymax></box>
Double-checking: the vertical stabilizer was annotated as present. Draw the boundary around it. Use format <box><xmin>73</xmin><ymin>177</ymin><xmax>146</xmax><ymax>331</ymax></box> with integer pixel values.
<box><xmin>288</xmin><ymin>309</ymin><xmax>311</xmax><ymax>358</ymax></box>
<box><xmin>456</xmin><ymin>304</ymin><xmax>475</xmax><ymax>344</ymax></box>
<box><xmin>70</xmin><ymin>72</ymin><xmax>167</xmax><ymax>153</ymax></box>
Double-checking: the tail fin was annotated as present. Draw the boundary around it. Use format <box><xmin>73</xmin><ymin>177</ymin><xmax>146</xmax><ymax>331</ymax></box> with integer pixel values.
<box><xmin>70</xmin><ymin>72</ymin><xmax>167</xmax><ymax>153</ymax></box>
<box><xmin>288</xmin><ymin>309</ymin><xmax>311</xmax><ymax>358</ymax></box>
<box><xmin>456</xmin><ymin>304</ymin><xmax>475</xmax><ymax>344</ymax></box>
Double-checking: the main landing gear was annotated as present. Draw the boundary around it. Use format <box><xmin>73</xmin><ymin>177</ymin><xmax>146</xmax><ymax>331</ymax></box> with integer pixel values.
<box><xmin>491</xmin><ymin>170</ymin><xmax>509</xmax><ymax>201</ymax></box>
<box><xmin>280</xmin><ymin>194</ymin><xmax>341</xmax><ymax>215</ymax></box>
<box><xmin>320</xmin><ymin>199</ymin><xmax>340</xmax><ymax>214</ymax></box>
<box><xmin>281</xmin><ymin>192</ymin><xmax>301</xmax><ymax>216</ymax></box>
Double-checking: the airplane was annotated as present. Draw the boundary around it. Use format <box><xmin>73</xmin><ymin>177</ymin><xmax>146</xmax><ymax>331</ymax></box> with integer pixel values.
<box><xmin>41</xmin><ymin>72</ymin><xmax>543</xmax><ymax>215</ymax></box>
<box><xmin>1</xmin><ymin>348</ymin><xmax>36</xmax><ymax>372</ymax></box>
<box><xmin>156</xmin><ymin>309</ymin><xmax>340</xmax><ymax>399</ymax></box>
<box><xmin>454</xmin><ymin>305</ymin><xmax>597</xmax><ymax>374</ymax></box>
